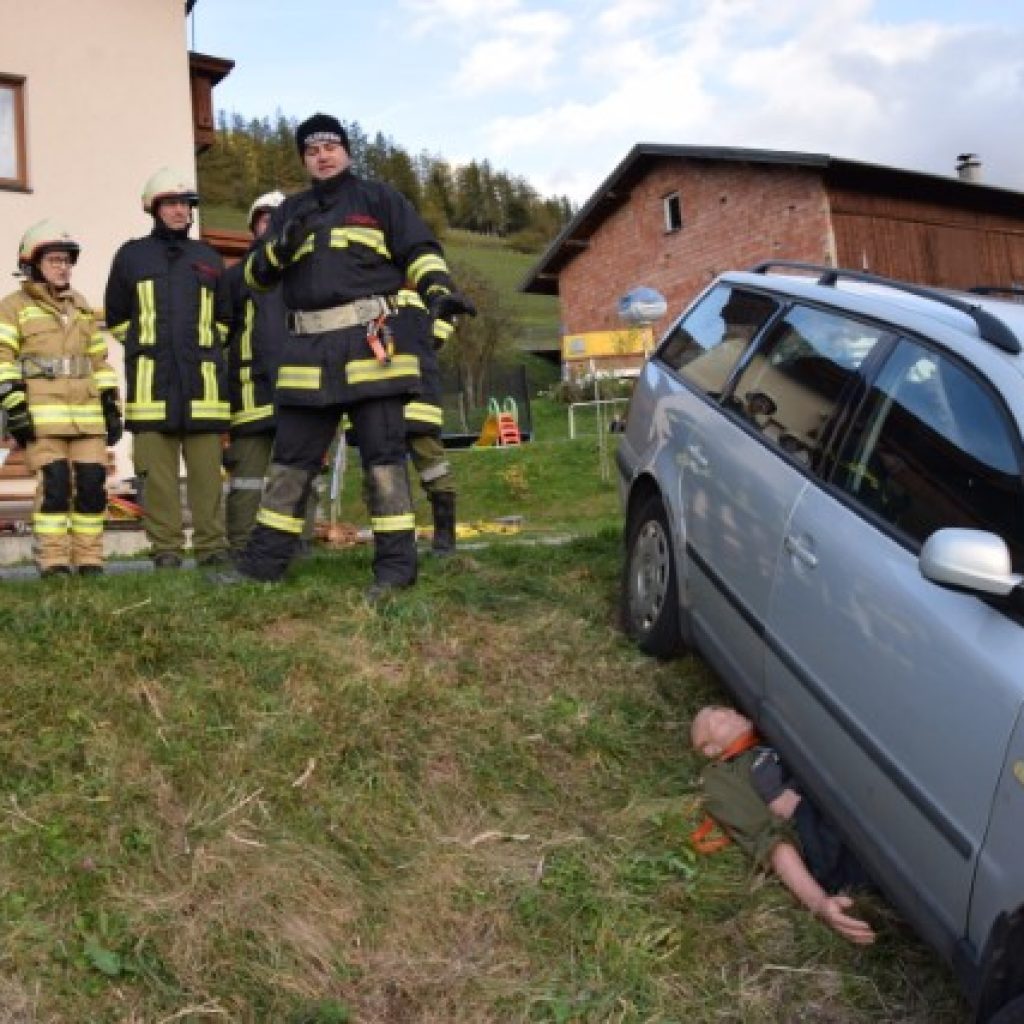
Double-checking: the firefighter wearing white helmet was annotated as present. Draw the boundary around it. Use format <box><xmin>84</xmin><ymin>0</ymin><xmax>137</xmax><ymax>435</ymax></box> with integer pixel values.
<box><xmin>222</xmin><ymin>188</ymin><xmax>318</xmax><ymax>553</ymax></box>
<box><xmin>104</xmin><ymin>167</ymin><xmax>231</xmax><ymax>570</ymax></box>
<box><xmin>0</xmin><ymin>220</ymin><xmax>122</xmax><ymax>576</ymax></box>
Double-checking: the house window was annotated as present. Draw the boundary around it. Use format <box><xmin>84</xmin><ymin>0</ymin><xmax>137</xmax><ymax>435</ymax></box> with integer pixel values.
<box><xmin>663</xmin><ymin>192</ymin><xmax>682</xmax><ymax>233</ymax></box>
<box><xmin>0</xmin><ymin>75</ymin><xmax>27</xmax><ymax>189</ymax></box>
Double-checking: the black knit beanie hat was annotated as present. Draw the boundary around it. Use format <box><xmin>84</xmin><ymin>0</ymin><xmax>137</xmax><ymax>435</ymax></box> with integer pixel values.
<box><xmin>295</xmin><ymin>113</ymin><xmax>350</xmax><ymax>156</ymax></box>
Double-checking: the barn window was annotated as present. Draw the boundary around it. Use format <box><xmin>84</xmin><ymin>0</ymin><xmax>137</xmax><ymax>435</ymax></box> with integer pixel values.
<box><xmin>0</xmin><ymin>74</ymin><xmax>28</xmax><ymax>190</ymax></box>
<box><xmin>663</xmin><ymin>192</ymin><xmax>682</xmax><ymax>233</ymax></box>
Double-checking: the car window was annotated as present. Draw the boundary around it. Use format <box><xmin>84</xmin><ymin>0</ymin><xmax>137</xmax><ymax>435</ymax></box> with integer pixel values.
<box><xmin>727</xmin><ymin>305</ymin><xmax>888</xmax><ymax>466</ymax></box>
<box><xmin>659</xmin><ymin>285</ymin><xmax>779</xmax><ymax>395</ymax></box>
<box><xmin>833</xmin><ymin>338</ymin><xmax>1024</xmax><ymax>566</ymax></box>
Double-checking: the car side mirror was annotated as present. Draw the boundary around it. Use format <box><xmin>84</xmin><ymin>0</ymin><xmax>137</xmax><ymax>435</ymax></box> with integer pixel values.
<box><xmin>919</xmin><ymin>528</ymin><xmax>1023</xmax><ymax>596</ymax></box>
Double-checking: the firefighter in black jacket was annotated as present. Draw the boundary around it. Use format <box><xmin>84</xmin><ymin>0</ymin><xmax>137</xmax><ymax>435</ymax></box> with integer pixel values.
<box><xmin>223</xmin><ymin>190</ymin><xmax>318</xmax><ymax>553</ymax></box>
<box><xmin>104</xmin><ymin>168</ymin><xmax>232</xmax><ymax>569</ymax></box>
<box><xmin>212</xmin><ymin>113</ymin><xmax>474</xmax><ymax>599</ymax></box>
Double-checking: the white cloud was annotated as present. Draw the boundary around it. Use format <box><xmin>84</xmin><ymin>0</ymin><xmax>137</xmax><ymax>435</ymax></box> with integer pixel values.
<box><xmin>452</xmin><ymin>8</ymin><xmax>571</xmax><ymax>93</ymax></box>
<box><xmin>596</xmin><ymin>0</ymin><xmax>672</xmax><ymax>36</ymax></box>
<box><xmin>475</xmin><ymin>0</ymin><xmax>1024</xmax><ymax>201</ymax></box>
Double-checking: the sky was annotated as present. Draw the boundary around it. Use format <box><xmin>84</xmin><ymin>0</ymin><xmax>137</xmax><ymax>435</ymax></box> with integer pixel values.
<box><xmin>189</xmin><ymin>0</ymin><xmax>1024</xmax><ymax>205</ymax></box>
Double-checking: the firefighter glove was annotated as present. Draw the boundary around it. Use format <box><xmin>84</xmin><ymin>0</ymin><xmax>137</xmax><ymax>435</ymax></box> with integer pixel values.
<box><xmin>273</xmin><ymin>197</ymin><xmax>320</xmax><ymax>264</ymax></box>
<box><xmin>100</xmin><ymin>388</ymin><xmax>123</xmax><ymax>447</ymax></box>
<box><xmin>2</xmin><ymin>387</ymin><xmax>35</xmax><ymax>448</ymax></box>
<box><xmin>429</xmin><ymin>291</ymin><xmax>477</xmax><ymax>321</ymax></box>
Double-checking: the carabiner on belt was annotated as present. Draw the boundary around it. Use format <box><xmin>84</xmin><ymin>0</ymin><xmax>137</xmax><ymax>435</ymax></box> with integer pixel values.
<box><xmin>366</xmin><ymin>313</ymin><xmax>393</xmax><ymax>366</ymax></box>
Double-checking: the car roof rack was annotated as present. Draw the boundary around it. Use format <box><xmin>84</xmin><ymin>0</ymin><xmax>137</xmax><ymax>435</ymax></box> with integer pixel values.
<box><xmin>969</xmin><ymin>285</ymin><xmax>1024</xmax><ymax>301</ymax></box>
<box><xmin>748</xmin><ymin>261</ymin><xmax>1022</xmax><ymax>355</ymax></box>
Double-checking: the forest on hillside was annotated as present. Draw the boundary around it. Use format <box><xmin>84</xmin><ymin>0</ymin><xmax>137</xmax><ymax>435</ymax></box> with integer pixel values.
<box><xmin>198</xmin><ymin>112</ymin><xmax>575</xmax><ymax>251</ymax></box>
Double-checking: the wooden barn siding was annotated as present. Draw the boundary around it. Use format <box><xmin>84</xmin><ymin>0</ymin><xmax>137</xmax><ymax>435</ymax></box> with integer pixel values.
<box><xmin>829</xmin><ymin>187</ymin><xmax>1024</xmax><ymax>288</ymax></box>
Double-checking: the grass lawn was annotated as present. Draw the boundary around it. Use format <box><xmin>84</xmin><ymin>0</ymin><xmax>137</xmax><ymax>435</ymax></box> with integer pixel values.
<box><xmin>0</xmin><ymin>402</ymin><xmax>964</xmax><ymax>1022</ymax></box>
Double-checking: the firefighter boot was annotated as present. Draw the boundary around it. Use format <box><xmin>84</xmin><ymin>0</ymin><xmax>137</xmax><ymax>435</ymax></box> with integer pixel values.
<box><xmin>430</xmin><ymin>492</ymin><xmax>457</xmax><ymax>557</ymax></box>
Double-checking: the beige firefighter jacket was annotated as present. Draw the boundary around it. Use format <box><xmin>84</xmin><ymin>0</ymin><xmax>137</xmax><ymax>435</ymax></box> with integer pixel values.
<box><xmin>0</xmin><ymin>282</ymin><xmax>119</xmax><ymax>437</ymax></box>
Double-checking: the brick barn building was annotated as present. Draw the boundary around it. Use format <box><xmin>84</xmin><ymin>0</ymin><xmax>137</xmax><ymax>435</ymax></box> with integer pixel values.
<box><xmin>522</xmin><ymin>145</ymin><xmax>1024</xmax><ymax>344</ymax></box>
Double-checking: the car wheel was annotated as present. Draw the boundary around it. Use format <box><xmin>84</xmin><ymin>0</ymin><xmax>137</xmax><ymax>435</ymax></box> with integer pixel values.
<box><xmin>988</xmin><ymin>995</ymin><xmax>1024</xmax><ymax>1024</ymax></box>
<box><xmin>622</xmin><ymin>491</ymin><xmax>686</xmax><ymax>658</ymax></box>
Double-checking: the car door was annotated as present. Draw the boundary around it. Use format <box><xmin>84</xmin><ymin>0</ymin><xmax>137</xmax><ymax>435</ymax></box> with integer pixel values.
<box><xmin>654</xmin><ymin>284</ymin><xmax>785</xmax><ymax>709</ymax></box>
<box><xmin>681</xmin><ymin>302</ymin><xmax>885</xmax><ymax>711</ymax></box>
<box><xmin>764</xmin><ymin>336</ymin><xmax>1024</xmax><ymax>952</ymax></box>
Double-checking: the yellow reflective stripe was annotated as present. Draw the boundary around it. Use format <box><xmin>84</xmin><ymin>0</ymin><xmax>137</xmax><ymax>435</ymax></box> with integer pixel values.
<box><xmin>0</xmin><ymin>362</ymin><xmax>22</xmax><ymax>384</ymax></box>
<box><xmin>245</xmin><ymin>251</ymin><xmax>272</xmax><ymax>292</ymax></box>
<box><xmin>203</xmin><ymin>361</ymin><xmax>219</xmax><ymax>400</ymax></box>
<box><xmin>239</xmin><ymin>300</ymin><xmax>255</xmax><ymax>362</ymax></box>
<box><xmin>329</xmin><ymin>226</ymin><xmax>390</xmax><ymax>258</ymax></box>
<box><xmin>265</xmin><ymin>240</ymin><xmax>281</xmax><ymax>269</ymax></box>
<box><xmin>30</xmin><ymin>402</ymin><xmax>104</xmax><ymax>425</ymax></box>
<box><xmin>277</xmin><ymin>365</ymin><xmax>322</xmax><ymax>389</ymax></box>
<box><xmin>137</xmin><ymin>280</ymin><xmax>156</xmax><ymax>345</ymax></box>
<box><xmin>231</xmin><ymin>404</ymin><xmax>273</xmax><ymax>427</ymax></box>
<box><xmin>198</xmin><ymin>288</ymin><xmax>214</xmax><ymax>348</ymax></box>
<box><xmin>0</xmin><ymin>322</ymin><xmax>21</xmax><ymax>351</ymax></box>
<box><xmin>433</xmin><ymin>319</ymin><xmax>454</xmax><ymax>343</ymax></box>
<box><xmin>1</xmin><ymin>391</ymin><xmax>25</xmax><ymax>410</ymax></box>
<box><xmin>371</xmin><ymin>513</ymin><xmax>416</xmax><ymax>532</ymax></box>
<box><xmin>70</xmin><ymin>512</ymin><xmax>105</xmax><ymax>536</ymax></box>
<box><xmin>87</xmin><ymin>332</ymin><xmax>108</xmax><ymax>356</ymax></box>
<box><xmin>340</xmin><ymin>414</ymin><xmax>353</xmax><ymax>432</ymax></box>
<box><xmin>128</xmin><ymin>355</ymin><xmax>166</xmax><ymax>420</ymax></box>
<box><xmin>126</xmin><ymin>403</ymin><xmax>166</xmax><ymax>420</ymax></box>
<box><xmin>345</xmin><ymin>353</ymin><xmax>419</xmax><ymax>385</ymax></box>
<box><xmin>404</xmin><ymin>401</ymin><xmax>444</xmax><ymax>426</ymax></box>
<box><xmin>109</xmin><ymin>320</ymin><xmax>129</xmax><ymax>342</ymax></box>
<box><xmin>216</xmin><ymin>321</ymin><xmax>229</xmax><ymax>345</ymax></box>
<box><xmin>292</xmin><ymin>235</ymin><xmax>315</xmax><ymax>263</ymax></box>
<box><xmin>33</xmin><ymin>512</ymin><xmax>70</xmax><ymax>535</ymax></box>
<box><xmin>190</xmin><ymin>400</ymin><xmax>230</xmax><ymax>418</ymax></box>
<box><xmin>18</xmin><ymin>305</ymin><xmax>52</xmax><ymax>325</ymax></box>
<box><xmin>407</xmin><ymin>253</ymin><xmax>449</xmax><ymax>285</ymax></box>
<box><xmin>92</xmin><ymin>368</ymin><xmax>118</xmax><ymax>391</ymax></box>
<box><xmin>394</xmin><ymin>289</ymin><xmax>427</xmax><ymax>311</ymax></box>
<box><xmin>256</xmin><ymin>508</ymin><xmax>305</xmax><ymax>534</ymax></box>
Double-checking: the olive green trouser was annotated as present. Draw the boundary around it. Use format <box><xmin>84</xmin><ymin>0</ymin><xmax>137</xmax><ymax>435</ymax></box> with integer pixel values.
<box><xmin>226</xmin><ymin>433</ymin><xmax>318</xmax><ymax>554</ymax></box>
<box><xmin>409</xmin><ymin>433</ymin><xmax>455</xmax><ymax>496</ymax></box>
<box><xmin>132</xmin><ymin>431</ymin><xmax>226</xmax><ymax>562</ymax></box>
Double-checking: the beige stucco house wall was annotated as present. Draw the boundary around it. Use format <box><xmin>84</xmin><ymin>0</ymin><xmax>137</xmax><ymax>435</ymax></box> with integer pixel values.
<box><xmin>0</xmin><ymin>0</ymin><xmax>198</xmax><ymax>480</ymax></box>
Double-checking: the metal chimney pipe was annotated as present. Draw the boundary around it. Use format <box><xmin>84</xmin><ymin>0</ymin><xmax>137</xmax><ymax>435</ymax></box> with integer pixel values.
<box><xmin>956</xmin><ymin>153</ymin><xmax>982</xmax><ymax>183</ymax></box>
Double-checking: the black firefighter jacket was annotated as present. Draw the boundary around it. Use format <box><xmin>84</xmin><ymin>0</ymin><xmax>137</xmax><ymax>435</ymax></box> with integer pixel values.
<box><xmin>244</xmin><ymin>168</ymin><xmax>456</xmax><ymax>408</ymax></box>
<box><xmin>105</xmin><ymin>227</ymin><xmax>231</xmax><ymax>433</ymax></box>
<box><xmin>224</xmin><ymin>259</ymin><xmax>288</xmax><ymax>436</ymax></box>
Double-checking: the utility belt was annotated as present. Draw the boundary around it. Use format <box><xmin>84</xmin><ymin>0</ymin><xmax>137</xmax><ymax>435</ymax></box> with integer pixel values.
<box><xmin>19</xmin><ymin>355</ymin><xmax>93</xmax><ymax>380</ymax></box>
<box><xmin>287</xmin><ymin>295</ymin><xmax>397</xmax><ymax>335</ymax></box>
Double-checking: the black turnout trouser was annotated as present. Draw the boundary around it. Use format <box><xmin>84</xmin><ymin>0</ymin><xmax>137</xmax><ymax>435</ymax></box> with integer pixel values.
<box><xmin>237</xmin><ymin>397</ymin><xmax>416</xmax><ymax>584</ymax></box>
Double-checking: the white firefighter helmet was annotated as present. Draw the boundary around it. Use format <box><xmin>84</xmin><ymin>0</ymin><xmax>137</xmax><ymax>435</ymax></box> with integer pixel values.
<box><xmin>248</xmin><ymin>189</ymin><xmax>286</xmax><ymax>232</ymax></box>
<box><xmin>18</xmin><ymin>219</ymin><xmax>81</xmax><ymax>273</ymax></box>
<box><xmin>142</xmin><ymin>167</ymin><xmax>199</xmax><ymax>213</ymax></box>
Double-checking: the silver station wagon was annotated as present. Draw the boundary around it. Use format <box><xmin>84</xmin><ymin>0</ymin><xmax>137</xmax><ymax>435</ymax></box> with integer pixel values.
<box><xmin>617</xmin><ymin>264</ymin><xmax>1024</xmax><ymax>1024</ymax></box>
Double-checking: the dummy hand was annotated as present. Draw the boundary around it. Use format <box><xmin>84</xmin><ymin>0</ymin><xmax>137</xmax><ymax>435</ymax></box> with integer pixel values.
<box><xmin>816</xmin><ymin>895</ymin><xmax>876</xmax><ymax>945</ymax></box>
<box><xmin>100</xmin><ymin>388</ymin><xmax>123</xmax><ymax>447</ymax></box>
<box><xmin>429</xmin><ymin>291</ymin><xmax>477</xmax><ymax>321</ymax></box>
<box><xmin>2</xmin><ymin>389</ymin><xmax>35</xmax><ymax>448</ymax></box>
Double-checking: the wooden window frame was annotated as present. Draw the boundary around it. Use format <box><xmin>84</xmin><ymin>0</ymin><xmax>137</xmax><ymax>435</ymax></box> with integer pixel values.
<box><xmin>0</xmin><ymin>74</ymin><xmax>28</xmax><ymax>191</ymax></box>
<box><xmin>663</xmin><ymin>191</ymin><xmax>682</xmax><ymax>233</ymax></box>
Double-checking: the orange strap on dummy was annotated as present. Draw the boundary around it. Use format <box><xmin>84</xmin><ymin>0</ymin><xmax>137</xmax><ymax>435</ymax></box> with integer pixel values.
<box><xmin>690</xmin><ymin>728</ymin><xmax>761</xmax><ymax>855</ymax></box>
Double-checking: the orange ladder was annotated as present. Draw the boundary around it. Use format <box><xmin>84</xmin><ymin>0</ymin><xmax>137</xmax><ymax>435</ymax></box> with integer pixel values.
<box><xmin>495</xmin><ymin>397</ymin><xmax>521</xmax><ymax>446</ymax></box>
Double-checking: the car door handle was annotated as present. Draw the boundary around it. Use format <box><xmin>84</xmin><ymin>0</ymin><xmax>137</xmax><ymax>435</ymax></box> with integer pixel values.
<box><xmin>784</xmin><ymin>534</ymin><xmax>818</xmax><ymax>569</ymax></box>
<box><xmin>686</xmin><ymin>444</ymin><xmax>709</xmax><ymax>469</ymax></box>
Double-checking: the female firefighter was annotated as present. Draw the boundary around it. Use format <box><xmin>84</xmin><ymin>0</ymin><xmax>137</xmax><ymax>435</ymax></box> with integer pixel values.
<box><xmin>0</xmin><ymin>221</ymin><xmax>122</xmax><ymax>576</ymax></box>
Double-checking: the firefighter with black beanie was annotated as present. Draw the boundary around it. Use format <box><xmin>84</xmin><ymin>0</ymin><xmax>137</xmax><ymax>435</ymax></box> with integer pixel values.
<box><xmin>104</xmin><ymin>168</ymin><xmax>232</xmax><ymax>570</ymax></box>
<box><xmin>211</xmin><ymin>113</ymin><xmax>475</xmax><ymax>600</ymax></box>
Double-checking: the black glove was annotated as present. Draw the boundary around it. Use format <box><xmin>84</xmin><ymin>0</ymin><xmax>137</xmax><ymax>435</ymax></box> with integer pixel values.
<box><xmin>3</xmin><ymin>392</ymin><xmax>35</xmax><ymax>448</ymax></box>
<box><xmin>273</xmin><ymin>197</ymin><xmax>320</xmax><ymax>264</ymax></box>
<box><xmin>221</xmin><ymin>441</ymin><xmax>239</xmax><ymax>471</ymax></box>
<box><xmin>100</xmin><ymin>388</ymin><xmax>123</xmax><ymax>447</ymax></box>
<box><xmin>429</xmin><ymin>291</ymin><xmax>477</xmax><ymax>321</ymax></box>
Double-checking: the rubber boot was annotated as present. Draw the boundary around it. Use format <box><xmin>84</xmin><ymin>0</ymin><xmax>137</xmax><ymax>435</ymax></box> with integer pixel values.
<box><xmin>430</xmin><ymin>492</ymin><xmax>457</xmax><ymax>557</ymax></box>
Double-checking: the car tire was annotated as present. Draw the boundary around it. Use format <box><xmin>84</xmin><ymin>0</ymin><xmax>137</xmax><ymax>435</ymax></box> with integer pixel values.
<box><xmin>988</xmin><ymin>995</ymin><xmax>1024</xmax><ymax>1024</ymax></box>
<box><xmin>622</xmin><ymin>491</ymin><xmax>686</xmax><ymax>658</ymax></box>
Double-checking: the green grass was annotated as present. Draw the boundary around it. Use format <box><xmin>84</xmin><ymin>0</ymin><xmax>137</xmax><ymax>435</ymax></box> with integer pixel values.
<box><xmin>0</xmin><ymin>403</ymin><xmax>965</xmax><ymax>1021</ymax></box>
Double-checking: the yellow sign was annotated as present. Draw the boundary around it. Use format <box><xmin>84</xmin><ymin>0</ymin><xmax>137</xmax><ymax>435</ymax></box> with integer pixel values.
<box><xmin>562</xmin><ymin>327</ymin><xmax>653</xmax><ymax>361</ymax></box>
